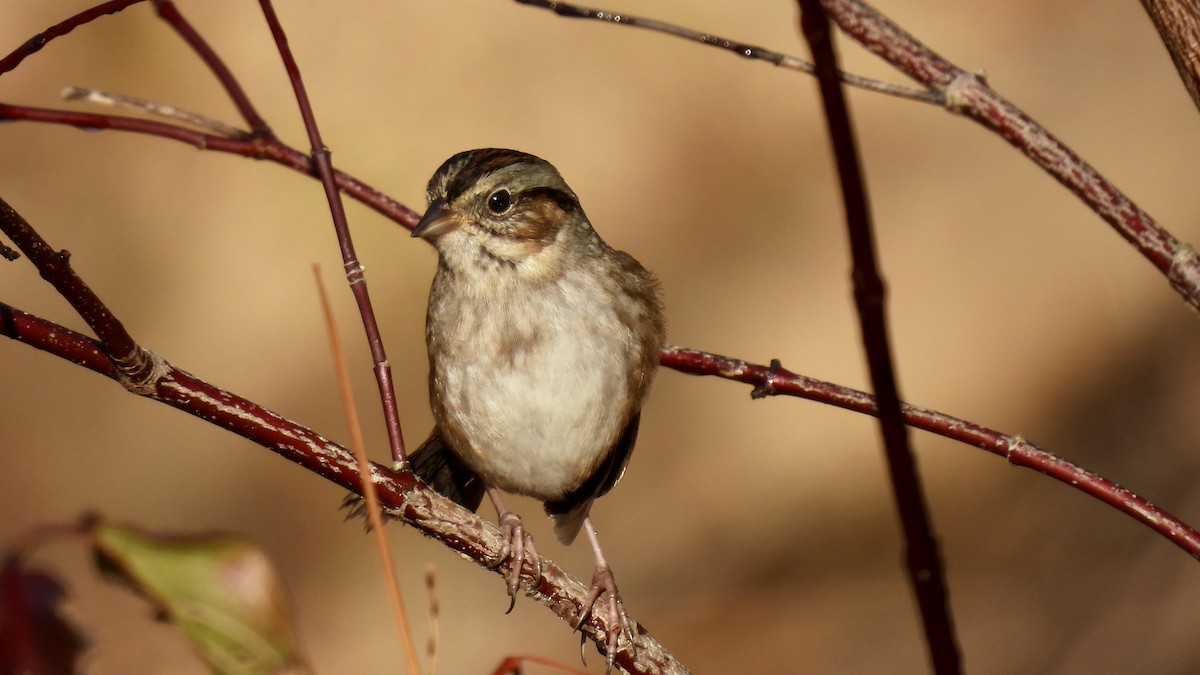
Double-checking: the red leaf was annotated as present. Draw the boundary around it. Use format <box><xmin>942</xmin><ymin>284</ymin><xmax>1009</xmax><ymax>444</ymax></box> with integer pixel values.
<box><xmin>0</xmin><ymin>555</ymin><xmax>86</xmax><ymax>675</ymax></box>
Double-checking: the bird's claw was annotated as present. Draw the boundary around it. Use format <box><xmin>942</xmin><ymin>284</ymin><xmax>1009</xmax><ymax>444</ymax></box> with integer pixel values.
<box><xmin>489</xmin><ymin>511</ymin><xmax>541</xmax><ymax>613</ymax></box>
<box><xmin>574</xmin><ymin>562</ymin><xmax>635</xmax><ymax>673</ymax></box>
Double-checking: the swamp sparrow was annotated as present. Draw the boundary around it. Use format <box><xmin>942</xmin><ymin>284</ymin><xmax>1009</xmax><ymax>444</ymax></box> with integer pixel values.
<box><xmin>409</xmin><ymin>148</ymin><xmax>665</xmax><ymax>669</ymax></box>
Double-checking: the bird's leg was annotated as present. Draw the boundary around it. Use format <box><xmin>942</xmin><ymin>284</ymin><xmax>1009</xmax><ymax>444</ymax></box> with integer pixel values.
<box><xmin>486</xmin><ymin>487</ymin><xmax>540</xmax><ymax>612</ymax></box>
<box><xmin>575</xmin><ymin>516</ymin><xmax>635</xmax><ymax>672</ymax></box>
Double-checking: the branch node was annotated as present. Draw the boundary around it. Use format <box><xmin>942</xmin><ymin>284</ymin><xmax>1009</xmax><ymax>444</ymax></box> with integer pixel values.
<box><xmin>943</xmin><ymin>70</ymin><xmax>983</xmax><ymax>114</ymax></box>
<box><xmin>344</xmin><ymin>260</ymin><xmax>366</xmax><ymax>285</ymax></box>
<box><xmin>112</xmin><ymin>346</ymin><xmax>171</xmax><ymax>396</ymax></box>
<box><xmin>751</xmin><ymin>358</ymin><xmax>785</xmax><ymax>399</ymax></box>
<box><xmin>1168</xmin><ymin>244</ymin><xmax>1200</xmax><ymax>309</ymax></box>
<box><xmin>1003</xmin><ymin>434</ymin><xmax>1028</xmax><ymax>465</ymax></box>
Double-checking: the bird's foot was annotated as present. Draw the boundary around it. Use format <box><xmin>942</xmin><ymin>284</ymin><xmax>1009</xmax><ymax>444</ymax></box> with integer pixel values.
<box><xmin>488</xmin><ymin>510</ymin><xmax>541</xmax><ymax>613</ymax></box>
<box><xmin>575</xmin><ymin>562</ymin><xmax>635</xmax><ymax>673</ymax></box>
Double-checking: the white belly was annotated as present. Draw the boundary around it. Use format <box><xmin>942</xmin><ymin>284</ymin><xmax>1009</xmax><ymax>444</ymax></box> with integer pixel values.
<box><xmin>430</xmin><ymin>270</ymin><xmax>633</xmax><ymax>500</ymax></box>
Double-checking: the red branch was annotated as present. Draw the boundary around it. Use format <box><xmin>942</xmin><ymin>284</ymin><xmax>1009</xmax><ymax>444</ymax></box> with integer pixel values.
<box><xmin>0</xmin><ymin>300</ymin><xmax>687</xmax><ymax>675</ymax></box>
<box><xmin>660</xmin><ymin>346</ymin><xmax>1200</xmax><ymax>560</ymax></box>
<box><xmin>0</xmin><ymin>103</ymin><xmax>420</xmax><ymax>229</ymax></box>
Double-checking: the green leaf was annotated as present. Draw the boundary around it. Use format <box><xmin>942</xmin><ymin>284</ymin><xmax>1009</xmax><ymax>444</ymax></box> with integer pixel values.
<box><xmin>92</xmin><ymin>522</ymin><xmax>304</xmax><ymax>675</ymax></box>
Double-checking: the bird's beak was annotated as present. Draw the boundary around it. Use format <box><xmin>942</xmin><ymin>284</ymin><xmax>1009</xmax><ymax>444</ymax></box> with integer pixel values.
<box><xmin>412</xmin><ymin>198</ymin><xmax>459</xmax><ymax>240</ymax></box>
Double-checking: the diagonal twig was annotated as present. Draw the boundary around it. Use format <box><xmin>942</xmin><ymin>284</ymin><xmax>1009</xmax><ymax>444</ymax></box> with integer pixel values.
<box><xmin>152</xmin><ymin>0</ymin><xmax>270</xmax><ymax>136</ymax></box>
<box><xmin>256</xmin><ymin>0</ymin><xmax>408</xmax><ymax>465</ymax></box>
<box><xmin>0</xmin><ymin>0</ymin><xmax>146</xmax><ymax>76</ymax></box>
<box><xmin>1139</xmin><ymin>0</ymin><xmax>1200</xmax><ymax>113</ymax></box>
<box><xmin>0</xmin><ymin>197</ymin><xmax>163</xmax><ymax>393</ymax></box>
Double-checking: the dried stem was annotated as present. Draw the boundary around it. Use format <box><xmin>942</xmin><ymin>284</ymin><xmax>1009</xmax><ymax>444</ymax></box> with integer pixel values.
<box><xmin>797</xmin><ymin>2</ymin><xmax>959</xmax><ymax>671</ymax></box>
<box><xmin>313</xmin><ymin>266</ymin><xmax>421</xmax><ymax>674</ymax></box>
<box><xmin>60</xmin><ymin>85</ymin><xmax>246</xmax><ymax>137</ymax></box>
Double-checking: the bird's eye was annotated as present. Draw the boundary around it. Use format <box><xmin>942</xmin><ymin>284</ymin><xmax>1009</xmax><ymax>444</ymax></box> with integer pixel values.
<box><xmin>486</xmin><ymin>189</ymin><xmax>512</xmax><ymax>214</ymax></box>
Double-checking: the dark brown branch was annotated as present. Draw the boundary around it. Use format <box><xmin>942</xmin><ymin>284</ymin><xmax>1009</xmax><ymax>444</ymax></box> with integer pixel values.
<box><xmin>797</xmin><ymin>3</ymin><xmax>960</xmax><ymax>671</ymax></box>
<box><xmin>7</xmin><ymin>299</ymin><xmax>1199</xmax><ymax>597</ymax></box>
<box><xmin>153</xmin><ymin>0</ymin><xmax>270</xmax><ymax>136</ymax></box>
<box><xmin>0</xmin><ymin>0</ymin><xmax>147</xmax><ymax>76</ymax></box>
<box><xmin>0</xmin><ymin>197</ymin><xmax>160</xmax><ymax>391</ymax></box>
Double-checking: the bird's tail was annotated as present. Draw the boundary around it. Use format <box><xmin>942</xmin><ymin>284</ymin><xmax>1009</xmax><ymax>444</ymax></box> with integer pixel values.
<box><xmin>409</xmin><ymin>430</ymin><xmax>486</xmax><ymax>512</ymax></box>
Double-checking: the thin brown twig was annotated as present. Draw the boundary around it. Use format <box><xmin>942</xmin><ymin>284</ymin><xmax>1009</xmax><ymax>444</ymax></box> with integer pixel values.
<box><xmin>797</xmin><ymin>2</ymin><xmax>959</xmax><ymax>671</ymax></box>
<box><xmin>0</xmin><ymin>0</ymin><xmax>147</xmax><ymax>76</ymax></box>
<box><xmin>514</xmin><ymin>0</ymin><xmax>940</xmax><ymax>104</ymax></box>
<box><xmin>0</xmin><ymin>101</ymin><xmax>420</xmax><ymax>228</ymax></box>
<box><xmin>153</xmin><ymin>0</ymin><xmax>270</xmax><ymax>135</ymax></box>
<box><xmin>313</xmin><ymin>266</ymin><xmax>422</xmax><ymax>675</ymax></box>
<box><xmin>2</xmin><ymin>5</ymin><xmax>419</xmax><ymax>223</ymax></box>
<box><xmin>516</xmin><ymin>0</ymin><xmax>1200</xmax><ymax>313</ymax></box>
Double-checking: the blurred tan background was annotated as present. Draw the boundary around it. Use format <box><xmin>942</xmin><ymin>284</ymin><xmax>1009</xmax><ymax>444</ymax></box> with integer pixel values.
<box><xmin>3</xmin><ymin>1</ymin><xmax>1200</xmax><ymax>673</ymax></box>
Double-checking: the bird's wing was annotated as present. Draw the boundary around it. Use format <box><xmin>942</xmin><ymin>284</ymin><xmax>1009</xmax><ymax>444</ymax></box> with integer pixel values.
<box><xmin>544</xmin><ymin>412</ymin><xmax>641</xmax><ymax>545</ymax></box>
